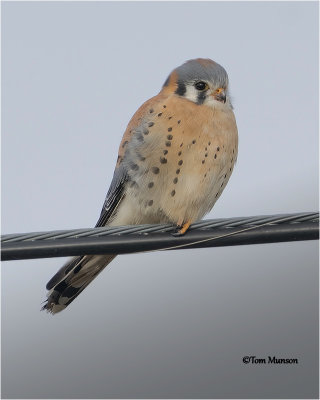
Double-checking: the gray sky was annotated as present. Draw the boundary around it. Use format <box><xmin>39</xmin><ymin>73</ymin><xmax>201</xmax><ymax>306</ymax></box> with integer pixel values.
<box><xmin>2</xmin><ymin>1</ymin><xmax>319</xmax><ymax>398</ymax></box>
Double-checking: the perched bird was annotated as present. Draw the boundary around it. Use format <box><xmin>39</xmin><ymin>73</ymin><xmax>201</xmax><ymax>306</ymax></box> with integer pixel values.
<box><xmin>43</xmin><ymin>58</ymin><xmax>238</xmax><ymax>314</ymax></box>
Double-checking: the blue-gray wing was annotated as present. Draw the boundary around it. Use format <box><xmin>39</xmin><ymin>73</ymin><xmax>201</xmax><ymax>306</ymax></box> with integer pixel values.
<box><xmin>95</xmin><ymin>165</ymin><xmax>128</xmax><ymax>228</ymax></box>
<box><xmin>45</xmin><ymin>167</ymin><xmax>127</xmax><ymax>292</ymax></box>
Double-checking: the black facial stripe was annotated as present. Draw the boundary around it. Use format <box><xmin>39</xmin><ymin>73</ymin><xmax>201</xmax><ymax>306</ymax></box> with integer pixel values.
<box><xmin>197</xmin><ymin>91</ymin><xmax>206</xmax><ymax>104</ymax></box>
<box><xmin>175</xmin><ymin>80</ymin><xmax>186</xmax><ymax>96</ymax></box>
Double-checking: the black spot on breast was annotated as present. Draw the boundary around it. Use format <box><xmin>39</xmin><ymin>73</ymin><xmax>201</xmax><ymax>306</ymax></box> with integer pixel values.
<box><xmin>208</xmin><ymin>141</ymin><xmax>211</xmax><ymax>145</ymax></box>
<box><xmin>151</xmin><ymin>167</ymin><xmax>160</xmax><ymax>174</ymax></box>
<box><xmin>178</xmin><ymin>160</ymin><xmax>183</xmax><ymax>166</ymax></box>
<box><xmin>136</xmin><ymin>133</ymin><xmax>144</xmax><ymax>142</ymax></box>
<box><xmin>158</xmin><ymin>113</ymin><xmax>162</xmax><ymax>117</ymax></box>
<box><xmin>160</xmin><ymin>157</ymin><xmax>167</xmax><ymax>164</ymax></box>
<box><xmin>214</xmin><ymin>154</ymin><xmax>217</xmax><ymax>159</ymax></box>
<box><xmin>163</xmin><ymin>150</ymin><xmax>168</xmax><ymax>155</ymax></box>
<box><xmin>143</xmin><ymin>128</ymin><xmax>149</xmax><ymax>135</ymax></box>
<box><xmin>130</xmin><ymin>162</ymin><xmax>139</xmax><ymax>171</ymax></box>
<box><xmin>202</xmin><ymin>160</ymin><xmax>205</xmax><ymax>164</ymax></box>
<box><xmin>149</xmin><ymin>108</ymin><xmax>154</xmax><ymax>113</ymax></box>
<box><xmin>148</xmin><ymin>182</ymin><xmax>154</xmax><ymax>188</ymax></box>
<box><xmin>130</xmin><ymin>181</ymin><xmax>138</xmax><ymax>188</ymax></box>
<box><xmin>168</xmin><ymin>116</ymin><xmax>172</xmax><ymax>120</ymax></box>
<box><xmin>165</xmin><ymin>141</ymin><xmax>171</xmax><ymax>147</ymax></box>
<box><xmin>178</xmin><ymin>151</ymin><xmax>182</xmax><ymax>156</ymax></box>
<box><xmin>173</xmin><ymin>177</ymin><xmax>178</xmax><ymax>184</ymax></box>
<box><xmin>122</xmin><ymin>140</ymin><xmax>128</xmax><ymax>148</ymax></box>
<box><xmin>148</xmin><ymin>200</ymin><xmax>154</xmax><ymax>206</ymax></box>
<box><xmin>192</xmin><ymin>140</ymin><xmax>196</xmax><ymax>144</ymax></box>
<box><xmin>205</xmin><ymin>153</ymin><xmax>208</xmax><ymax>157</ymax></box>
<box><xmin>137</xmin><ymin>153</ymin><xmax>145</xmax><ymax>161</ymax></box>
<box><xmin>168</xmin><ymin>127</ymin><xmax>172</xmax><ymax>132</ymax></box>
<box><xmin>163</xmin><ymin>105</ymin><xmax>166</xmax><ymax>108</ymax></box>
<box><xmin>176</xmin><ymin>169</ymin><xmax>180</xmax><ymax>174</ymax></box>
<box><xmin>180</xmin><ymin>143</ymin><xmax>183</xmax><ymax>147</ymax></box>
<box><xmin>217</xmin><ymin>147</ymin><xmax>220</xmax><ymax>151</ymax></box>
<box><xmin>148</xmin><ymin>122</ymin><xmax>154</xmax><ymax>127</ymax></box>
<box><xmin>178</xmin><ymin>120</ymin><xmax>181</xmax><ymax>124</ymax></box>
<box><xmin>175</xmin><ymin>81</ymin><xmax>186</xmax><ymax>96</ymax></box>
<box><xmin>167</xmin><ymin>134</ymin><xmax>173</xmax><ymax>140</ymax></box>
<box><xmin>171</xmin><ymin>190</ymin><xmax>176</xmax><ymax>197</ymax></box>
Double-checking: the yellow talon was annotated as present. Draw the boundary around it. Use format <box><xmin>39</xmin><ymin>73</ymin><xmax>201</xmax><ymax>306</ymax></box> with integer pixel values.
<box><xmin>178</xmin><ymin>220</ymin><xmax>191</xmax><ymax>235</ymax></box>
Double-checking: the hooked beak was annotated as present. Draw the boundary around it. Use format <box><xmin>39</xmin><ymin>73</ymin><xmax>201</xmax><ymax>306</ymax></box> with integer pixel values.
<box><xmin>213</xmin><ymin>88</ymin><xmax>226</xmax><ymax>103</ymax></box>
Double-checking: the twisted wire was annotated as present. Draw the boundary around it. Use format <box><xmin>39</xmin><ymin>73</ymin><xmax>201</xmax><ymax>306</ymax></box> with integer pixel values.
<box><xmin>2</xmin><ymin>212</ymin><xmax>318</xmax><ymax>244</ymax></box>
<box><xmin>1</xmin><ymin>212</ymin><xmax>318</xmax><ymax>261</ymax></box>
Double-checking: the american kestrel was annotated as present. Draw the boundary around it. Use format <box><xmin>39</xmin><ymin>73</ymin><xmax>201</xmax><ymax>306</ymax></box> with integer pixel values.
<box><xmin>43</xmin><ymin>58</ymin><xmax>238</xmax><ymax>314</ymax></box>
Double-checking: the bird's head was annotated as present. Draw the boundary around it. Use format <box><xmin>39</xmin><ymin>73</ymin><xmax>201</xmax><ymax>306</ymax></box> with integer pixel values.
<box><xmin>162</xmin><ymin>58</ymin><xmax>232</xmax><ymax>109</ymax></box>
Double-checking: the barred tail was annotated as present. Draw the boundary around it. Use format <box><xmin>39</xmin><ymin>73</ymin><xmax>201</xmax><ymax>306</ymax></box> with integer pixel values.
<box><xmin>42</xmin><ymin>254</ymin><xmax>116</xmax><ymax>314</ymax></box>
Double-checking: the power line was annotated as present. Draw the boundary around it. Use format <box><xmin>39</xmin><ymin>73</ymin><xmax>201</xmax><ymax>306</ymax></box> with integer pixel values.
<box><xmin>1</xmin><ymin>212</ymin><xmax>318</xmax><ymax>261</ymax></box>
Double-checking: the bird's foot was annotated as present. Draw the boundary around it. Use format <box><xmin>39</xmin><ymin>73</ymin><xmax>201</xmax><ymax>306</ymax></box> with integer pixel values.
<box><xmin>171</xmin><ymin>220</ymin><xmax>191</xmax><ymax>236</ymax></box>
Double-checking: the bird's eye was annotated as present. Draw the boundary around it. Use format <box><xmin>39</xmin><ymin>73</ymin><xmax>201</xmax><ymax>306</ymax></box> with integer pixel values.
<box><xmin>194</xmin><ymin>81</ymin><xmax>208</xmax><ymax>91</ymax></box>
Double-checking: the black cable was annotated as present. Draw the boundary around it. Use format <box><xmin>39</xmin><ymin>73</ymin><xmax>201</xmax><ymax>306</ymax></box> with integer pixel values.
<box><xmin>1</xmin><ymin>212</ymin><xmax>318</xmax><ymax>261</ymax></box>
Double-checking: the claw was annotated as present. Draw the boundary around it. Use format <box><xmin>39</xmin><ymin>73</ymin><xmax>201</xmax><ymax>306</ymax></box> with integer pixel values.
<box><xmin>171</xmin><ymin>220</ymin><xmax>191</xmax><ymax>236</ymax></box>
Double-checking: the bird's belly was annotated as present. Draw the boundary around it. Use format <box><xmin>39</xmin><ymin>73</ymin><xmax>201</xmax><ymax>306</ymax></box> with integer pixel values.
<box><xmin>122</xmin><ymin>140</ymin><xmax>236</xmax><ymax>226</ymax></box>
